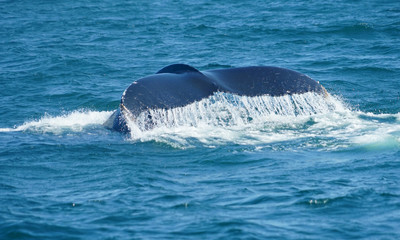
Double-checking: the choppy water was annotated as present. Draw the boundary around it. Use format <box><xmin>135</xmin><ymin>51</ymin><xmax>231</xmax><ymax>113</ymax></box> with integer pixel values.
<box><xmin>1</xmin><ymin>0</ymin><xmax>400</xmax><ymax>239</ymax></box>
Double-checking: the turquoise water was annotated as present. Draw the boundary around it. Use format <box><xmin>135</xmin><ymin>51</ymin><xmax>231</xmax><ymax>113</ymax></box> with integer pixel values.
<box><xmin>1</xmin><ymin>0</ymin><xmax>400</xmax><ymax>239</ymax></box>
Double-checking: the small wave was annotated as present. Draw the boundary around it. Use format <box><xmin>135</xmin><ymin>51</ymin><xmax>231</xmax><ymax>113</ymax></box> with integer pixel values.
<box><xmin>323</xmin><ymin>22</ymin><xmax>375</xmax><ymax>36</ymax></box>
<box><xmin>1</xmin><ymin>110</ymin><xmax>113</xmax><ymax>134</ymax></box>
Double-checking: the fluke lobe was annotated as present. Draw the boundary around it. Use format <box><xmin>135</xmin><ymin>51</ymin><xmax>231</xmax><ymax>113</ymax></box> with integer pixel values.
<box><xmin>104</xmin><ymin>64</ymin><xmax>327</xmax><ymax>132</ymax></box>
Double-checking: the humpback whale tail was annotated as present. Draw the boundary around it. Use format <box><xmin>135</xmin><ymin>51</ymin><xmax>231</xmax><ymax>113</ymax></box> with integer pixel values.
<box><xmin>104</xmin><ymin>64</ymin><xmax>328</xmax><ymax>133</ymax></box>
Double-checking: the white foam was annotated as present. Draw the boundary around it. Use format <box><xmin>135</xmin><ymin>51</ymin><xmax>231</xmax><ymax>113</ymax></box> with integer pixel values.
<box><xmin>1</xmin><ymin>110</ymin><xmax>113</xmax><ymax>134</ymax></box>
<box><xmin>348</xmin><ymin>112</ymin><xmax>400</xmax><ymax>148</ymax></box>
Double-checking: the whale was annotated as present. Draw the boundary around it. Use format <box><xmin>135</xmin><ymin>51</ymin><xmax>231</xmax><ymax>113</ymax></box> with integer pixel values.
<box><xmin>104</xmin><ymin>64</ymin><xmax>327</xmax><ymax>132</ymax></box>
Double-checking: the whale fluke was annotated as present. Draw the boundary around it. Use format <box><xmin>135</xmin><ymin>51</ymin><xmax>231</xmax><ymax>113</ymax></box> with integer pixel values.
<box><xmin>104</xmin><ymin>64</ymin><xmax>327</xmax><ymax>132</ymax></box>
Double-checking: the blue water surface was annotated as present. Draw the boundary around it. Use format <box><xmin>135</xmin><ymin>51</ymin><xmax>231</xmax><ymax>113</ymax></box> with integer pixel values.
<box><xmin>1</xmin><ymin>0</ymin><xmax>400</xmax><ymax>239</ymax></box>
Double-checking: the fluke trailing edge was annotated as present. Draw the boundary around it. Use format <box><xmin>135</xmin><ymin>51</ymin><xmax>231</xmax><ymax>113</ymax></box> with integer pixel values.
<box><xmin>104</xmin><ymin>64</ymin><xmax>327</xmax><ymax>132</ymax></box>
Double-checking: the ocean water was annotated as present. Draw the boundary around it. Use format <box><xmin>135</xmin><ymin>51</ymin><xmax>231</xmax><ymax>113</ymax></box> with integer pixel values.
<box><xmin>1</xmin><ymin>0</ymin><xmax>400</xmax><ymax>239</ymax></box>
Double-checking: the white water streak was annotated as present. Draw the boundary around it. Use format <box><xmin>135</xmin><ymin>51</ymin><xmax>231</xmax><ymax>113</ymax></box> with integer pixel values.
<box><xmin>0</xmin><ymin>110</ymin><xmax>113</xmax><ymax>134</ymax></box>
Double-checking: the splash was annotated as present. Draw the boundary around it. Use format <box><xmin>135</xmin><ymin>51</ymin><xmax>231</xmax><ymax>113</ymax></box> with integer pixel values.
<box><xmin>124</xmin><ymin>92</ymin><xmax>400</xmax><ymax>149</ymax></box>
<box><xmin>130</xmin><ymin>92</ymin><xmax>344</xmax><ymax>131</ymax></box>
<box><xmin>0</xmin><ymin>110</ymin><xmax>113</xmax><ymax>134</ymax></box>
